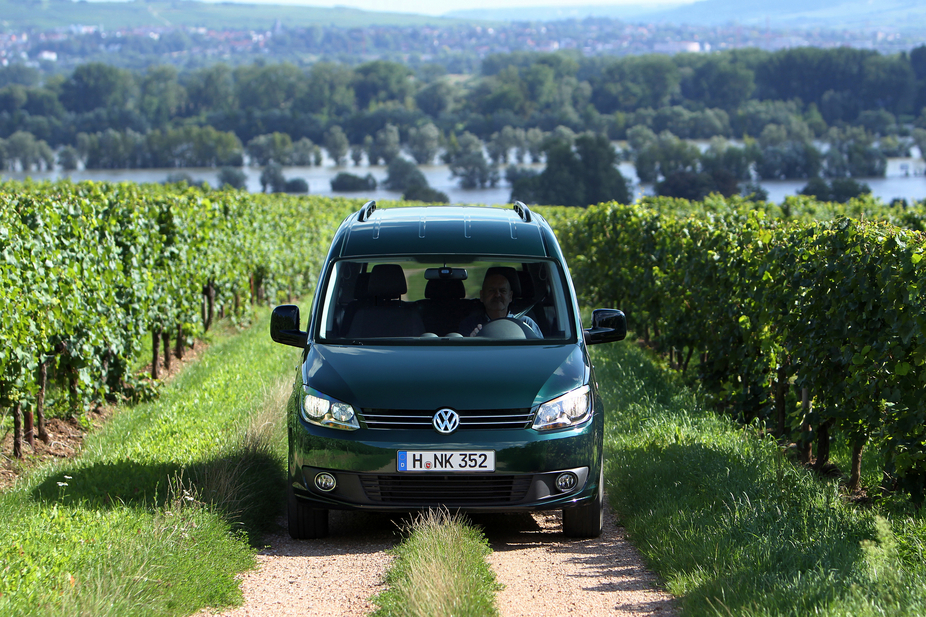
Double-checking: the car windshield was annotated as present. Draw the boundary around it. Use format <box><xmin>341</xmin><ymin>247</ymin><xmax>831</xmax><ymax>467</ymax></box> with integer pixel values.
<box><xmin>316</xmin><ymin>258</ymin><xmax>576</xmax><ymax>344</ymax></box>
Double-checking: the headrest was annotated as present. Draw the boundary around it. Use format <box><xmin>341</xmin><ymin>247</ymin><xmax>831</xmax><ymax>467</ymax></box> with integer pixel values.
<box><xmin>483</xmin><ymin>266</ymin><xmax>521</xmax><ymax>297</ymax></box>
<box><xmin>425</xmin><ymin>279</ymin><xmax>466</xmax><ymax>300</ymax></box>
<box><xmin>517</xmin><ymin>270</ymin><xmax>535</xmax><ymax>299</ymax></box>
<box><xmin>367</xmin><ymin>264</ymin><xmax>407</xmax><ymax>298</ymax></box>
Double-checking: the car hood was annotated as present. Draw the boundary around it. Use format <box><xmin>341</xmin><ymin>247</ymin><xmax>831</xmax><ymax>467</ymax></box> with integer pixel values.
<box><xmin>303</xmin><ymin>343</ymin><xmax>588</xmax><ymax>410</ymax></box>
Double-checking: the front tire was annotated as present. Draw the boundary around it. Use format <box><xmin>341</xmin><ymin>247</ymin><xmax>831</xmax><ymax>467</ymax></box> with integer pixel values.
<box><xmin>288</xmin><ymin>483</ymin><xmax>329</xmax><ymax>539</ymax></box>
<box><xmin>562</xmin><ymin>466</ymin><xmax>603</xmax><ymax>538</ymax></box>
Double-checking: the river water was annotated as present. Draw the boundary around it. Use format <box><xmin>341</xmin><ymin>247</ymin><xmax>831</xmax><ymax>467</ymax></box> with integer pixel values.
<box><xmin>3</xmin><ymin>158</ymin><xmax>925</xmax><ymax>206</ymax></box>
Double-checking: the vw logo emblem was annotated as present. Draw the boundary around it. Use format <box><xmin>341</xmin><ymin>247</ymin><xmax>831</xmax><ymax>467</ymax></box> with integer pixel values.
<box><xmin>433</xmin><ymin>408</ymin><xmax>460</xmax><ymax>434</ymax></box>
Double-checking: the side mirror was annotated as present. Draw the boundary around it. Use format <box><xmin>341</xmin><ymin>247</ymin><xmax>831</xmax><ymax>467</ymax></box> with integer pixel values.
<box><xmin>270</xmin><ymin>305</ymin><xmax>308</xmax><ymax>347</ymax></box>
<box><xmin>583</xmin><ymin>309</ymin><xmax>627</xmax><ymax>345</ymax></box>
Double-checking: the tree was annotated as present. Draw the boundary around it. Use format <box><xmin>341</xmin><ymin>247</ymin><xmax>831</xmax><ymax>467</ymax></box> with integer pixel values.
<box><xmin>139</xmin><ymin>65</ymin><xmax>186</xmax><ymax>128</ymax></box>
<box><xmin>57</xmin><ymin>145</ymin><xmax>80</xmax><ymax>171</ymax></box>
<box><xmin>822</xmin><ymin>126</ymin><xmax>886</xmax><ymax>178</ymax></box>
<box><xmin>352</xmin><ymin>60</ymin><xmax>413</xmax><ymax>110</ymax></box>
<box><xmin>912</xmin><ymin>128</ymin><xmax>926</xmax><ymax>161</ymax></box>
<box><xmin>217</xmin><ymin>166</ymin><xmax>247</xmax><ymax>189</ymax></box>
<box><xmin>61</xmin><ymin>62</ymin><xmax>136</xmax><ymax>113</ymax></box>
<box><xmin>406</xmin><ymin>123</ymin><xmax>441</xmax><ymax>165</ymax></box>
<box><xmin>247</xmin><ymin>132</ymin><xmax>293</xmax><ymax>166</ymax></box>
<box><xmin>487</xmin><ymin>126</ymin><xmax>526</xmax><ymax>165</ymax></box>
<box><xmin>260</xmin><ymin>162</ymin><xmax>286</xmax><ymax>193</ymax></box>
<box><xmin>0</xmin><ymin>63</ymin><xmax>40</xmax><ymax>88</ymax></box>
<box><xmin>0</xmin><ymin>84</ymin><xmax>27</xmax><ymax>114</ymax></box>
<box><xmin>3</xmin><ymin>131</ymin><xmax>54</xmax><ymax>171</ymax></box>
<box><xmin>324</xmin><ymin>126</ymin><xmax>350</xmax><ymax>166</ymax></box>
<box><xmin>700</xmin><ymin>137</ymin><xmax>757</xmax><ymax>181</ymax></box>
<box><xmin>415</xmin><ymin>80</ymin><xmax>456</xmax><ymax>117</ymax></box>
<box><xmin>290</xmin><ymin>138</ymin><xmax>317</xmax><ymax>166</ymax></box>
<box><xmin>448</xmin><ymin>132</ymin><xmax>498</xmax><ymax>189</ymax></box>
<box><xmin>682</xmin><ymin>57</ymin><xmax>755</xmax><ymax>111</ymax></box>
<box><xmin>384</xmin><ymin>157</ymin><xmax>427</xmax><ymax>191</ymax></box>
<box><xmin>627</xmin><ymin>128</ymin><xmax>700</xmax><ymax>183</ymax></box>
<box><xmin>183</xmin><ymin>63</ymin><xmax>235</xmax><ymax>114</ymax></box>
<box><xmin>510</xmin><ymin>133</ymin><xmax>629</xmax><ymax>207</ymax></box>
<box><xmin>523</xmin><ymin>128</ymin><xmax>546</xmax><ymax>163</ymax></box>
<box><xmin>368</xmin><ymin>123</ymin><xmax>401</xmax><ymax>165</ymax></box>
<box><xmin>590</xmin><ymin>54</ymin><xmax>680</xmax><ymax>113</ymax></box>
<box><xmin>299</xmin><ymin>62</ymin><xmax>356</xmax><ymax>118</ymax></box>
<box><xmin>234</xmin><ymin>62</ymin><xmax>304</xmax><ymax>112</ymax></box>
<box><xmin>351</xmin><ymin>143</ymin><xmax>365</xmax><ymax>166</ymax></box>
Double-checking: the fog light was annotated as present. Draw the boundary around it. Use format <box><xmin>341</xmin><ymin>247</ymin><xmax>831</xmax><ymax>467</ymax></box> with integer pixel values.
<box><xmin>555</xmin><ymin>472</ymin><xmax>578</xmax><ymax>492</ymax></box>
<box><xmin>314</xmin><ymin>472</ymin><xmax>337</xmax><ymax>492</ymax></box>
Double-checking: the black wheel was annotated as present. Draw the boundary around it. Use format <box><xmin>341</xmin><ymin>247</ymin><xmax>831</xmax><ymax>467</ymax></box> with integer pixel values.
<box><xmin>562</xmin><ymin>466</ymin><xmax>603</xmax><ymax>538</ymax></box>
<box><xmin>287</xmin><ymin>483</ymin><xmax>329</xmax><ymax>539</ymax></box>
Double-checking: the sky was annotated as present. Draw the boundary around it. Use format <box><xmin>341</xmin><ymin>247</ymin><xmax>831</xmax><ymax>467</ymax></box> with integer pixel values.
<box><xmin>199</xmin><ymin>0</ymin><xmax>694</xmax><ymax>18</ymax></box>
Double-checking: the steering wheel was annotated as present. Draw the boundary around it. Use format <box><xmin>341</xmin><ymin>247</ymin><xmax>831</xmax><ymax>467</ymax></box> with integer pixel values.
<box><xmin>475</xmin><ymin>318</ymin><xmax>540</xmax><ymax>340</ymax></box>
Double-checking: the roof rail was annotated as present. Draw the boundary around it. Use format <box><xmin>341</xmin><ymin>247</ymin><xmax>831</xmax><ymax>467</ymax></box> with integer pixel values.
<box><xmin>513</xmin><ymin>201</ymin><xmax>532</xmax><ymax>223</ymax></box>
<box><xmin>358</xmin><ymin>200</ymin><xmax>377</xmax><ymax>222</ymax></box>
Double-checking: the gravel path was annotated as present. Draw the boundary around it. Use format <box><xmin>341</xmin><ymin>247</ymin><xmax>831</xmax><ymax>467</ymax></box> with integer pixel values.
<box><xmin>201</xmin><ymin>501</ymin><xmax>675</xmax><ymax>617</ymax></box>
<box><xmin>202</xmin><ymin>510</ymin><xmax>400</xmax><ymax>617</ymax></box>
<box><xmin>479</xmin><ymin>504</ymin><xmax>676</xmax><ymax>616</ymax></box>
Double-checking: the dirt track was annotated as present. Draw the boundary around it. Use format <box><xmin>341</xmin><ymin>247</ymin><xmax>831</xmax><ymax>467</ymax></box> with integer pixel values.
<box><xmin>203</xmin><ymin>502</ymin><xmax>675</xmax><ymax>617</ymax></box>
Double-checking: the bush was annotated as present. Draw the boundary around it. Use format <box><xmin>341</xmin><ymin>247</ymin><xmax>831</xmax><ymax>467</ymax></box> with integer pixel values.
<box><xmin>799</xmin><ymin>177</ymin><xmax>872</xmax><ymax>203</ymax></box>
<box><xmin>164</xmin><ymin>172</ymin><xmax>207</xmax><ymax>188</ymax></box>
<box><xmin>284</xmin><ymin>178</ymin><xmax>309</xmax><ymax>194</ymax></box>
<box><xmin>655</xmin><ymin>169</ymin><xmax>739</xmax><ymax>200</ymax></box>
<box><xmin>217</xmin><ymin>166</ymin><xmax>247</xmax><ymax>190</ymax></box>
<box><xmin>403</xmin><ymin>184</ymin><xmax>450</xmax><ymax>204</ymax></box>
<box><xmin>330</xmin><ymin>172</ymin><xmax>377</xmax><ymax>192</ymax></box>
<box><xmin>384</xmin><ymin>158</ymin><xmax>427</xmax><ymax>191</ymax></box>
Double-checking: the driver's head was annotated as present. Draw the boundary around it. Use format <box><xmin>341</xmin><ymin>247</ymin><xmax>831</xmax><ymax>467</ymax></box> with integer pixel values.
<box><xmin>480</xmin><ymin>272</ymin><xmax>513</xmax><ymax>320</ymax></box>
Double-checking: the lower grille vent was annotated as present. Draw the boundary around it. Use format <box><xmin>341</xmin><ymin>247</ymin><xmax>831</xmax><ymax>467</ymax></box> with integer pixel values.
<box><xmin>360</xmin><ymin>474</ymin><xmax>532</xmax><ymax>505</ymax></box>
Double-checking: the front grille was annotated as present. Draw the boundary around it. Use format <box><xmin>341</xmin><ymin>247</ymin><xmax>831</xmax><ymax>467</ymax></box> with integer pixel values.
<box><xmin>360</xmin><ymin>408</ymin><xmax>533</xmax><ymax>430</ymax></box>
<box><xmin>360</xmin><ymin>474</ymin><xmax>533</xmax><ymax>505</ymax></box>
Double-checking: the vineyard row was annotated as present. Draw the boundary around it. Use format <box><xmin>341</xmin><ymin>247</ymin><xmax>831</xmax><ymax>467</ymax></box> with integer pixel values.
<box><xmin>555</xmin><ymin>194</ymin><xmax>926</xmax><ymax>500</ymax></box>
<box><xmin>0</xmin><ymin>180</ymin><xmax>359</xmax><ymax>457</ymax></box>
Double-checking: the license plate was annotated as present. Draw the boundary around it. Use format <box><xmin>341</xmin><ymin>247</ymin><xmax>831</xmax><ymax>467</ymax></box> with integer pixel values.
<box><xmin>397</xmin><ymin>450</ymin><xmax>495</xmax><ymax>472</ymax></box>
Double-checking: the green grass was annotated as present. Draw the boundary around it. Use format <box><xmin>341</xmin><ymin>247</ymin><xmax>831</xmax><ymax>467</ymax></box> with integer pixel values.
<box><xmin>372</xmin><ymin>508</ymin><xmax>500</xmax><ymax>617</ymax></box>
<box><xmin>595</xmin><ymin>340</ymin><xmax>926</xmax><ymax>616</ymax></box>
<box><xmin>0</xmin><ymin>307</ymin><xmax>298</xmax><ymax>616</ymax></box>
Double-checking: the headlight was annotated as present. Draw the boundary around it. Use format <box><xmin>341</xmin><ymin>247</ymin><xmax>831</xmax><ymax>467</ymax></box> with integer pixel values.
<box><xmin>532</xmin><ymin>385</ymin><xmax>591</xmax><ymax>431</ymax></box>
<box><xmin>300</xmin><ymin>386</ymin><xmax>360</xmax><ymax>431</ymax></box>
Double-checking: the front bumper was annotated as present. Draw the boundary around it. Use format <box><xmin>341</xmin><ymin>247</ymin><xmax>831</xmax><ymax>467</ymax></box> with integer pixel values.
<box><xmin>288</xmin><ymin>414</ymin><xmax>603</xmax><ymax>512</ymax></box>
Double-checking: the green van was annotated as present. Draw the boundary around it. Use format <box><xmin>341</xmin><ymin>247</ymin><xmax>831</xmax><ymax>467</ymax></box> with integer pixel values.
<box><xmin>270</xmin><ymin>201</ymin><xmax>626</xmax><ymax>539</ymax></box>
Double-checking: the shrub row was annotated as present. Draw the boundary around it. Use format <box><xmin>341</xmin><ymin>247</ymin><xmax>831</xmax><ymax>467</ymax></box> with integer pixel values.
<box><xmin>557</xmin><ymin>194</ymin><xmax>926</xmax><ymax>500</ymax></box>
<box><xmin>0</xmin><ymin>180</ymin><xmax>358</xmax><ymax>456</ymax></box>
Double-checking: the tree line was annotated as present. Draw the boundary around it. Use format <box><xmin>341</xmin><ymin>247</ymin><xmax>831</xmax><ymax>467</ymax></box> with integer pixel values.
<box><xmin>2</xmin><ymin>46</ymin><xmax>926</xmax><ymax>202</ymax></box>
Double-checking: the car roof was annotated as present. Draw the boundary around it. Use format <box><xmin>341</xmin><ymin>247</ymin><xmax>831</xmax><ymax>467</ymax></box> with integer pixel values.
<box><xmin>335</xmin><ymin>204</ymin><xmax>555</xmax><ymax>259</ymax></box>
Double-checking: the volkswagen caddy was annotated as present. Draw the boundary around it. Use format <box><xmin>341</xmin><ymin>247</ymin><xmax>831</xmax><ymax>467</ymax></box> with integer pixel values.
<box><xmin>270</xmin><ymin>201</ymin><xmax>626</xmax><ymax>538</ymax></box>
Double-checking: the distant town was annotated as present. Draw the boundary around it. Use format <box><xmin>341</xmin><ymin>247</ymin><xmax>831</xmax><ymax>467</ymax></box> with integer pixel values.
<box><xmin>0</xmin><ymin>17</ymin><xmax>919</xmax><ymax>71</ymax></box>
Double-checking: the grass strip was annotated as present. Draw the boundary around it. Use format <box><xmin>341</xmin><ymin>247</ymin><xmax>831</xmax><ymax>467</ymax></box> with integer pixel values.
<box><xmin>0</xmin><ymin>308</ymin><xmax>297</xmax><ymax>617</ymax></box>
<box><xmin>372</xmin><ymin>509</ymin><xmax>500</xmax><ymax>617</ymax></box>
<box><xmin>596</xmin><ymin>341</ymin><xmax>926</xmax><ymax>616</ymax></box>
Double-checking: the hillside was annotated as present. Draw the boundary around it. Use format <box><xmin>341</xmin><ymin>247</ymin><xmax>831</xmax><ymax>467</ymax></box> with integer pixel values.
<box><xmin>448</xmin><ymin>0</ymin><xmax>926</xmax><ymax>31</ymax></box>
<box><xmin>0</xmin><ymin>0</ymin><xmax>466</xmax><ymax>31</ymax></box>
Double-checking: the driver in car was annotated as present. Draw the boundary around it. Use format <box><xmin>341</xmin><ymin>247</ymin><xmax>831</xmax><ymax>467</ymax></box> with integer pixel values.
<box><xmin>459</xmin><ymin>271</ymin><xmax>543</xmax><ymax>338</ymax></box>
